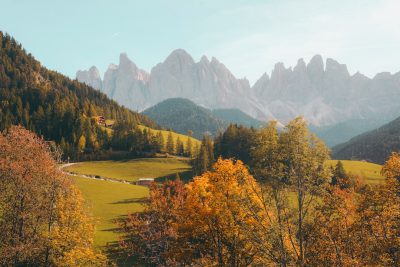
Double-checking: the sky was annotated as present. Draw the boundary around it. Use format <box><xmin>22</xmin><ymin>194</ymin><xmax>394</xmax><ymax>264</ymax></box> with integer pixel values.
<box><xmin>1</xmin><ymin>0</ymin><xmax>400</xmax><ymax>84</ymax></box>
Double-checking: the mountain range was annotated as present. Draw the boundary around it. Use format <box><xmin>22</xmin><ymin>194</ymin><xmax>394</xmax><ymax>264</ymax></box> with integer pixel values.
<box><xmin>77</xmin><ymin>50</ymin><xmax>400</xmax><ymax>146</ymax></box>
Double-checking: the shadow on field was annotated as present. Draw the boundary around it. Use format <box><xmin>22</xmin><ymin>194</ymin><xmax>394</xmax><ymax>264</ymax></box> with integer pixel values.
<box><xmin>110</xmin><ymin>197</ymin><xmax>148</xmax><ymax>205</ymax></box>
<box><xmin>104</xmin><ymin>241</ymin><xmax>139</xmax><ymax>267</ymax></box>
<box><xmin>102</xmin><ymin>215</ymin><xmax>140</xmax><ymax>267</ymax></box>
<box><xmin>155</xmin><ymin>170</ymin><xmax>194</xmax><ymax>183</ymax></box>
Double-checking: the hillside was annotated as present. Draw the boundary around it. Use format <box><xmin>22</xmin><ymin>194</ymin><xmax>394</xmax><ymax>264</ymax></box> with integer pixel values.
<box><xmin>137</xmin><ymin>125</ymin><xmax>201</xmax><ymax>150</ymax></box>
<box><xmin>142</xmin><ymin>98</ymin><xmax>226</xmax><ymax>138</ymax></box>
<box><xmin>332</xmin><ymin>116</ymin><xmax>400</xmax><ymax>164</ymax></box>
<box><xmin>0</xmin><ymin>32</ymin><xmax>156</xmax><ymax>159</ymax></box>
<box><xmin>212</xmin><ymin>108</ymin><xmax>264</xmax><ymax>128</ymax></box>
<box><xmin>143</xmin><ymin>98</ymin><xmax>264</xmax><ymax>139</ymax></box>
<box><xmin>310</xmin><ymin>118</ymin><xmax>388</xmax><ymax>147</ymax></box>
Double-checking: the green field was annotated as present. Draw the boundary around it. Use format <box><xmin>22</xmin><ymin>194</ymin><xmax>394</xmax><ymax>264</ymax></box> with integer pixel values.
<box><xmin>327</xmin><ymin>160</ymin><xmax>384</xmax><ymax>184</ymax></box>
<box><xmin>70</xmin><ymin>158</ymin><xmax>384</xmax><ymax>251</ymax></box>
<box><xmin>66</xmin><ymin>158</ymin><xmax>192</xmax><ymax>182</ymax></box>
<box><xmin>72</xmin><ymin>176</ymin><xmax>149</xmax><ymax>247</ymax></box>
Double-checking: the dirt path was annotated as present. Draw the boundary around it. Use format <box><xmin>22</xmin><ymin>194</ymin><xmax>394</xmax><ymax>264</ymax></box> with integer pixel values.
<box><xmin>60</xmin><ymin>163</ymin><xmax>137</xmax><ymax>185</ymax></box>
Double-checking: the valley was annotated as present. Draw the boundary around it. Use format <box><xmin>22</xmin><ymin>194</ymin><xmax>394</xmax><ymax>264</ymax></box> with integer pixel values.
<box><xmin>1</xmin><ymin>3</ymin><xmax>400</xmax><ymax>263</ymax></box>
<box><xmin>67</xmin><ymin>157</ymin><xmax>384</xmax><ymax>252</ymax></box>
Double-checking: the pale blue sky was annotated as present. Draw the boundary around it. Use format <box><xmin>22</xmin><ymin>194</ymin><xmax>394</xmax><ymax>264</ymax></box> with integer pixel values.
<box><xmin>2</xmin><ymin>0</ymin><xmax>400</xmax><ymax>84</ymax></box>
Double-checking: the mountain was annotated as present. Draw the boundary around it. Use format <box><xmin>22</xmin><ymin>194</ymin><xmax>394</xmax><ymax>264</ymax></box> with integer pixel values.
<box><xmin>211</xmin><ymin>109</ymin><xmax>264</xmax><ymax>129</ymax></box>
<box><xmin>310</xmin><ymin>118</ymin><xmax>391</xmax><ymax>147</ymax></box>
<box><xmin>77</xmin><ymin>51</ymin><xmax>400</xmax><ymax>146</ymax></box>
<box><xmin>76</xmin><ymin>66</ymin><xmax>102</xmax><ymax>90</ymax></box>
<box><xmin>142</xmin><ymin>98</ymin><xmax>264</xmax><ymax>139</ymax></box>
<box><xmin>142</xmin><ymin>98</ymin><xmax>225</xmax><ymax>139</ymax></box>
<box><xmin>332</xmin><ymin>116</ymin><xmax>400</xmax><ymax>164</ymax></box>
<box><xmin>0</xmin><ymin>32</ymin><xmax>156</xmax><ymax>159</ymax></box>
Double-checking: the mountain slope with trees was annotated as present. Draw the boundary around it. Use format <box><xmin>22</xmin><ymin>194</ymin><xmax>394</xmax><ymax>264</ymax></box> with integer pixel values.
<box><xmin>142</xmin><ymin>98</ymin><xmax>226</xmax><ymax>138</ymax></box>
<box><xmin>143</xmin><ymin>98</ymin><xmax>263</xmax><ymax>139</ymax></box>
<box><xmin>211</xmin><ymin>108</ymin><xmax>264</xmax><ymax>128</ymax></box>
<box><xmin>0</xmin><ymin>32</ymin><xmax>157</xmax><ymax>160</ymax></box>
<box><xmin>332</xmin><ymin>116</ymin><xmax>400</xmax><ymax>164</ymax></box>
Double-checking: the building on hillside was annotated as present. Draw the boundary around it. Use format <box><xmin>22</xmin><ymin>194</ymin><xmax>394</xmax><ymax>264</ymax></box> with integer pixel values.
<box><xmin>96</xmin><ymin>116</ymin><xmax>106</xmax><ymax>125</ymax></box>
<box><xmin>104</xmin><ymin>120</ymin><xmax>114</xmax><ymax>128</ymax></box>
<box><xmin>94</xmin><ymin>116</ymin><xmax>114</xmax><ymax>128</ymax></box>
<box><xmin>137</xmin><ymin>178</ymin><xmax>155</xmax><ymax>186</ymax></box>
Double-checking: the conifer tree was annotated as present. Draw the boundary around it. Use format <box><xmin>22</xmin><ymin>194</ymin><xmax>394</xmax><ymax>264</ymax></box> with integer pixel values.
<box><xmin>193</xmin><ymin>135</ymin><xmax>215</xmax><ymax>175</ymax></box>
<box><xmin>166</xmin><ymin>131</ymin><xmax>175</xmax><ymax>154</ymax></box>
<box><xmin>156</xmin><ymin>131</ymin><xmax>164</xmax><ymax>152</ymax></box>
<box><xmin>176</xmin><ymin>137</ymin><xmax>184</xmax><ymax>155</ymax></box>
<box><xmin>185</xmin><ymin>137</ymin><xmax>193</xmax><ymax>157</ymax></box>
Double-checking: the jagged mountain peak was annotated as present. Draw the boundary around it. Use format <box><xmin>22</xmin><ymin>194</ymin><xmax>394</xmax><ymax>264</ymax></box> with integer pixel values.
<box><xmin>164</xmin><ymin>49</ymin><xmax>194</xmax><ymax>65</ymax></box>
<box><xmin>325</xmin><ymin>58</ymin><xmax>350</xmax><ymax>77</ymax></box>
<box><xmin>76</xmin><ymin>65</ymin><xmax>102</xmax><ymax>90</ymax></box>
<box><xmin>200</xmin><ymin>55</ymin><xmax>210</xmax><ymax>64</ymax></box>
<box><xmin>294</xmin><ymin>58</ymin><xmax>307</xmax><ymax>72</ymax></box>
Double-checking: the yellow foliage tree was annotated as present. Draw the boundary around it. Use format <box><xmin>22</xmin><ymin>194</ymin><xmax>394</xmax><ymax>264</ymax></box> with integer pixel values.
<box><xmin>179</xmin><ymin>158</ymin><xmax>268</xmax><ymax>266</ymax></box>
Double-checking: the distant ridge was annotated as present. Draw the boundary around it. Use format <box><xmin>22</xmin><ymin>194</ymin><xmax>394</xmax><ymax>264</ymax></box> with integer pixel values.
<box><xmin>332</xmin><ymin>116</ymin><xmax>400</xmax><ymax>164</ymax></box>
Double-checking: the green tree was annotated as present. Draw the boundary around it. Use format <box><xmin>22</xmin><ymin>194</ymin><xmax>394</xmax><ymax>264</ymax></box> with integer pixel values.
<box><xmin>185</xmin><ymin>137</ymin><xmax>193</xmax><ymax>157</ymax></box>
<box><xmin>156</xmin><ymin>131</ymin><xmax>164</xmax><ymax>152</ymax></box>
<box><xmin>193</xmin><ymin>135</ymin><xmax>215</xmax><ymax>175</ymax></box>
<box><xmin>250</xmin><ymin>117</ymin><xmax>331</xmax><ymax>266</ymax></box>
<box><xmin>176</xmin><ymin>137</ymin><xmax>184</xmax><ymax>155</ymax></box>
<box><xmin>166</xmin><ymin>131</ymin><xmax>175</xmax><ymax>154</ymax></box>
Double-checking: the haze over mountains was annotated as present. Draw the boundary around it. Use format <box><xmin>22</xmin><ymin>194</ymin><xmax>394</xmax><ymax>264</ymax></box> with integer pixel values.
<box><xmin>77</xmin><ymin>50</ymin><xmax>400</xmax><ymax>145</ymax></box>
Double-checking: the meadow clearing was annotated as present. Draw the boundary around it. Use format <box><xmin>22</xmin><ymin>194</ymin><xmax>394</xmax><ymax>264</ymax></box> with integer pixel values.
<box><xmin>71</xmin><ymin>158</ymin><xmax>384</xmax><ymax>249</ymax></box>
<box><xmin>66</xmin><ymin>158</ymin><xmax>192</xmax><ymax>182</ymax></box>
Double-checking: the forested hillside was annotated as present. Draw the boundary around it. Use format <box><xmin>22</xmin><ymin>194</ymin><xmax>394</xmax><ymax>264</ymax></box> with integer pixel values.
<box><xmin>143</xmin><ymin>98</ymin><xmax>226</xmax><ymax>138</ymax></box>
<box><xmin>212</xmin><ymin>108</ymin><xmax>264</xmax><ymax>128</ymax></box>
<box><xmin>333</xmin><ymin>116</ymin><xmax>400</xmax><ymax>164</ymax></box>
<box><xmin>0</xmin><ymin>32</ymin><xmax>156</xmax><ymax>159</ymax></box>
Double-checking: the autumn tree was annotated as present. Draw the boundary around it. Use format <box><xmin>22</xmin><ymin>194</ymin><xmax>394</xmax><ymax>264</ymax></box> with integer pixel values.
<box><xmin>178</xmin><ymin>158</ymin><xmax>268</xmax><ymax>266</ymax></box>
<box><xmin>119</xmin><ymin>179</ymin><xmax>187</xmax><ymax>266</ymax></box>
<box><xmin>0</xmin><ymin>126</ymin><xmax>105</xmax><ymax>266</ymax></box>
<box><xmin>306</xmin><ymin>152</ymin><xmax>400</xmax><ymax>266</ymax></box>
<box><xmin>250</xmin><ymin>117</ymin><xmax>331</xmax><ymax>266</ymax></box>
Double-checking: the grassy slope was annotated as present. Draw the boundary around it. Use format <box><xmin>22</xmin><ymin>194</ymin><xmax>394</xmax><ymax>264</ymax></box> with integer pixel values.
<box><xmin>138</xmin><ymin>125</ymin><xmax>201</xmax><ymax>148</ymax></box>
<box><xmin>327</xmin><ymin>159</ymin><xmax>384</xmax><ymax>184</ymax></box>
<box><xmin>72</xmin><ymin>176</ymin><xmax>149</xmax><ymax>247</ymax></box>
<box><xmin>66</xmin><ymin>158</ymin><xmax>192</xmax><ymax>182</ymax></box>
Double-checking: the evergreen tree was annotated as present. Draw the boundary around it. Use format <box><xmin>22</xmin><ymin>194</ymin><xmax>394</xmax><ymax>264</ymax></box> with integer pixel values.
<box><xmin>166</xmin><ymin>131</ymin><xmax>175</xmax><ymax>154</ymax></box>
<box><xmin>186</xmin><ymin>137</ymin><xmax>193</xmax><ymax>157</ymax></box>
<box><xmin>176</xmin><ymin>137</ymin><xmax>184</xmax><ymax>155</ymax></box>
<box><xmin>193</xmin><ymin>135</ymin><xmax>215</xmax><ymax>175</ymax></box>
<box><xmin>156</xmin><ymin>131</ymin><xmax>164</xmax><ymax>152</ymax></box>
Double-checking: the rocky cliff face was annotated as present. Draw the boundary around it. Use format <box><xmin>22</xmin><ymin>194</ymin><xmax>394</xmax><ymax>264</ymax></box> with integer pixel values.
<box><xmin>76</xmin><ymin>66</ymin><xmax>102</xmax><ymax>90</ymax></box>
<box><xmin>101</xmin><ymin>53</ymin><xmax>150</xmax><ymax>111</ymax></box>
<box><xmin>76</xmin><ymin>51</ymin><xmax>400</xmax><ymax>133</ymax></box>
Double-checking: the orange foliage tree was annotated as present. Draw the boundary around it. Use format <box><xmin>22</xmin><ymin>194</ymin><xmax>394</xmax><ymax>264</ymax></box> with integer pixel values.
<box><xmin>0</xmin><ymin>126</ymin><xmax>105</xmax><ymax>266</ymax></box>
